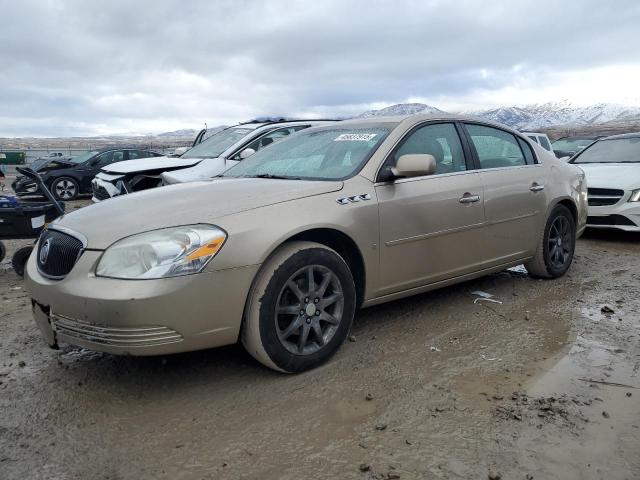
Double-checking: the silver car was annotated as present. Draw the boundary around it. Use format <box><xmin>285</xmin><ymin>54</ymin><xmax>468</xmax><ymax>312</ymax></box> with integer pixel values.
<box><xmin>27</xmin><ymin>114</ymin><xmax>587</xmax><ymax>372</ymax></box>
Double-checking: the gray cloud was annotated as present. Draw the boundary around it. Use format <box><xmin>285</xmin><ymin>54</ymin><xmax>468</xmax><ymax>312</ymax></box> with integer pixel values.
<box><xmin>1</xmin><ymin>0</ymin><xmax>639</xmax><ymax>136</ymax></box>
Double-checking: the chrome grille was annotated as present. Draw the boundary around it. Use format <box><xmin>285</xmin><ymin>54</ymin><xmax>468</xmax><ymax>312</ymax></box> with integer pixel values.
<box><xmin>52</xmin><ymin>313</ymin><xmax>183</xmax><ymax>347</ymax></box>
<box><xmin>587</xmin><ymin>188</ymin><xmax>624</xmax><ymax>207</ymax></box>
<box><xmin>37</xmin><ymin>229</ymin><xmax>84</xmax><ymax>279</ymax></box>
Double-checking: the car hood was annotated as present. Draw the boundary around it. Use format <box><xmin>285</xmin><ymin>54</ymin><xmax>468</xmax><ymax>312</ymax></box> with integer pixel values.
<box><xmin>101</xmin><ymin>156</ymin><xmax>203</xmax><ymax>174</ymax></box>
<box><xmin>161</xmin><ymin>157</ymin><xmax>238</xmax><ymax>184</ymax></box>
<box><xmin>575</xmin><ymin>163</ymin><xmax>640</xmax><ymax>190</ymax></box>
<box><xmin>51</xmin><ymin>178</ymin><xmax>344</xmax><ymax>249</ymax></box>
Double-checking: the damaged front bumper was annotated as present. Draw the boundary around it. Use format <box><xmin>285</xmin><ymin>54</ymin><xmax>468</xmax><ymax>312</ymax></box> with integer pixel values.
<box><xmin>91</xmin><ymin>173</ymin><xmax>126</xmax><ymax>202</ymax></box>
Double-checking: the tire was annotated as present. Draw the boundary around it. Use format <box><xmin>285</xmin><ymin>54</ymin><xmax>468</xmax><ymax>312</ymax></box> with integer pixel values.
<box><xmin>242</xmin><ymin>241</ymin><xmax>356</xmax><ymax>373</ymax></box>
<box><xmin>12</xmin><ymin>246</ymin><xmax>33</xmax><ymax>277</ymax></box>
<box><xmin>525</xmin><ymin>204</ymin><xmax>576</xmax><ymax>279</ymax></box>
<box><xmin>51</xmin><ymin>176</ymin><xmax>79</xmax><ymax>201</ymax></box>
<box><xmin>0</xmin><ymin>241</ymin><xmax>6</xmax><ymax>263</ymax></box>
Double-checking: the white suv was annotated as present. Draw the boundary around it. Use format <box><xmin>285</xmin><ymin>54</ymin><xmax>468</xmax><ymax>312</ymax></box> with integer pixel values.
<box><xmin>522</xmin><ymin>132</ymin><xmax>553</xmax><ymax>153</ymax></box>
<box><xmin>91</xmin><ymin>119</ymin><xmax>335</xmax><ymax>201</ymax></box>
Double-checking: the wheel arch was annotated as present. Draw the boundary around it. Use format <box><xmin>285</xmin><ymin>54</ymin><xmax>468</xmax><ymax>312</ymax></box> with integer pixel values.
<box><xmin>282</xmin><ymin>228</ymin><xmax>366</xmax><ymax>308</ymax></box>
<box><xmin>549</xmin><ymin>196</ymin><xmax>578</xmax><ymax>224</ymax></box>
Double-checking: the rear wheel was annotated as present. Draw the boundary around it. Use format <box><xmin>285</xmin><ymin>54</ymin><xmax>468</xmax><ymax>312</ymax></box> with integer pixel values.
<box><xmin>51</xmin><ymin>176</ymin><xmax>79</xmax><ymax>201</ymax></box>
<box><xmin>242</xmin><ymin>241</ymin><xmax>356</xmax><ymax>373</ymax></box>
<box><xmin>525</xmin><ymin>204</ymin><xmax>576</xmax><ymax>278</ymax></box>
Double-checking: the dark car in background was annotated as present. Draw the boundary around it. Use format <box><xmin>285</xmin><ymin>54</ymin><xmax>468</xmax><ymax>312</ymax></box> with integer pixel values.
<box><xmin>551</xmin><ymin>136</ymin><xmax>602</xmax><ymax>159</ymax></box>
<box><xmin>13</xmin><ymin>148</ymin><xmax>162</xmax><ymax>200</ymax></box>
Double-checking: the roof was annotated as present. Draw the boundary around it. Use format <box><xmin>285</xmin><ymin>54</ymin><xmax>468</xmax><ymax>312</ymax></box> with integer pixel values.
<box><xmin>230</xmin><ymin>119</ymin><xmax>338</xmax><ymax>132</ymax></box>
<box><xmin>555</xmin><ymin>135</ymin><xmax>603</xmax><ymax>141</ymax></box>
<box><xmin>333</xmin><ymin>112</ymin><xmax>524</xmax><ymax>134</ymax></box>
<box><xmin>601</xmin><ymin>132</ymin><xmax>640</xmax><ymax>140</ymax></box>
<box><xmin>94</xmin><ymin>146</ymin><xmax>155</xmax><ymax>152</ymax></box>
<box><xmin>236</xmin><ymin>118</ymin><xmax>343</xmax><ymax>129</ymax></box>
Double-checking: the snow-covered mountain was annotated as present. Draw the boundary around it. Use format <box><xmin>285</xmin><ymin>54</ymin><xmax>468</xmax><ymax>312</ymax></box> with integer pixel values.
<box><xmin>358</xmin><ymin>103</ymin><xmax>445</xmax><ymax>118</ymax></box>
<box><xmin>358</xmin><ymin>101</ymin><xmax>640</xmax><ymax>130</ymax></box>
<box><xmin>470</xmin><ymin>101</ymin><xmax>640</xmax><ymax>130</ymax></box>
<box><xmin>156</xmin><ymin>128</ymin><xmax>198</xmax><ymax>138</ymax></box>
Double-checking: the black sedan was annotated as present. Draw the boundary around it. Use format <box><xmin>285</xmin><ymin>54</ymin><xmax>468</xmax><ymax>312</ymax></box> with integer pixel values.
<box><xmin>13</xmin><ymin>148</ymin><xmax>162</xmax><ymax>200</ymax></box>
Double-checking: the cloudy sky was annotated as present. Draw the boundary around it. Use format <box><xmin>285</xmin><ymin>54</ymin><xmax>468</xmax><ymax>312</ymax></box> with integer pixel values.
<box><xmin>1</xmin><ymin>0</ymin><xmax>640</xmax><ymax>137</ymax></box>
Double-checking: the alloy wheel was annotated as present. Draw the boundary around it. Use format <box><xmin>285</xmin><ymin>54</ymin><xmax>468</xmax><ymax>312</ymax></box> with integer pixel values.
<box><xmin>548</xmin><ymin>215</ymin><xmax>572</xmax><ymax>270</ymax></box>
<box><xmin>54</xmin><ymin>179</ymin><xmax>77</xmax><ymax>200</ymax></box>
<box><xmin>275</xmin><ymin>265</ymin><xmax>344</xmax><ymax>355</ymax></box>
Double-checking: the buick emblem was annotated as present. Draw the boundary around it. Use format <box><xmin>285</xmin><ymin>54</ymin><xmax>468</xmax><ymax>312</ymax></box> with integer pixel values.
<box><xmin>39</xmin><ymin>238</ymin><xmax>52</xmax><ymax>265</ymax></box>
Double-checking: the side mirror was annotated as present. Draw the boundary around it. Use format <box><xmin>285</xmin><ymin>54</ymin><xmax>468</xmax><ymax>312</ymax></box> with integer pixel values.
<box><xmin>239</xmin><ymin>148</ymin><xmax>256</xmax><ymax>159</ymax></box>
<box><xmin>391</xmin><ymin>154</ymin><xmax>436</xmax><ymax>178</ymax></box>
<box><xmin>173</xmin><ymin>146</ymin><xmax>190</xmax><ymax>156</ymax></box>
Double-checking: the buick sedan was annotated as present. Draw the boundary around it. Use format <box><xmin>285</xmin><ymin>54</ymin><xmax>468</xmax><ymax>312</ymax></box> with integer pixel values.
<box><xmin>26</xmin><ymin>114</ymin><xmax>587</xmax><ymax>372</ymax></box>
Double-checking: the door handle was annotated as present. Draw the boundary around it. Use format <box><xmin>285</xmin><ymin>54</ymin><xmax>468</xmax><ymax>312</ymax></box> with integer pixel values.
<box><xmin>530</xmin><ymin>183</ymin><xmax>545</xmax><ymax>192</ymax></box>
<box><xmin>459</xmin><ymin>193</ymin><xmax>480</xmax><ymax>204</ymax></box>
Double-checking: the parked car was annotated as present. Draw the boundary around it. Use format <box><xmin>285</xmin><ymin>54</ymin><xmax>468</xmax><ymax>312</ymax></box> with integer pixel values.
<box><xmin>27</xmin><ymin>114</ymin><xmax>587</xmax><ymax>373</ymax></box>
<box><xmin>522</xmin><ymin>132</ymin><xmax>553</xmax><ymax>153</ymax></box>
<box><xmin>551</xmin><ymin>136</ymin><xmax>601</xmax><ymax>159</ymax></box>
<box><xmin>569</xmin><ymin>132</ymin><xmax>640</xmax><ymax>231</ymax></box>
<box><xmin>91</xmin><ymin>119</ymin><xmax>335</xmax><ymax>201</ymax></box>
<box><xmin>13</xmin><ymin>148</ymin><xmax>162</xmax><ymax>200</ymax></box>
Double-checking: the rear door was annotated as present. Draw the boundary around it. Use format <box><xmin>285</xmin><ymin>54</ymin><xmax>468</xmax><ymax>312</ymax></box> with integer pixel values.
<box><xmin>463</xmin><ymin>123</ymin><xmax>546</xmax><ymax>264</ymax></box>
<box><xmin>375</xmin><ymin>122</ymin><xmax>488</xmax><ymax>295</ymax></box>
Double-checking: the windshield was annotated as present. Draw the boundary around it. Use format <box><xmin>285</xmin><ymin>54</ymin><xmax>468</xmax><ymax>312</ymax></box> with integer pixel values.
<box><xmin>551</xmin><ymin>138</ymin><xmax>594</xmax><ymax>152</ymax></box>
<box><xmin>572</xmin><ymin>137</ymin><xmax>640</xmax><ymax>164</ymax></box>
<box><xmin>69</xmin><ymin>151</ymin><xmax>98</xmax><ymax>164</ymax></box>
<box><xmin>222</xmin><ymin>127</ymin><xmax>390</xmax><ymax>180</ymax></box>
<box><xmin>182</xmin><ymin>127</ymin><xmax>253</xmax><ymax>158</ymax></box>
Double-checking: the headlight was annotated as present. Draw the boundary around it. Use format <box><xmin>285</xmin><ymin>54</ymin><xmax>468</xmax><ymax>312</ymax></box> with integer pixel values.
<box><xmin>96</xmin><ymin>225</ymin><xmax>226</xmax><ymax>279</ymax></box>
<box><xmin>629</xmin><ymin>189</ymin><xmax>640</xmax><ymax>202</ymax></box>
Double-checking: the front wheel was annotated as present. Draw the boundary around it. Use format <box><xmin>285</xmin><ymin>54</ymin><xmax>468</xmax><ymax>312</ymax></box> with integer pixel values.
<box><xmin>12</xmin><ymin>246</ymin><xmax>33</xmax><ymax>277</ymax></box>
<box><xmin>51</xmin><ymin>176</ymin><xmax>79</xmax><ymax>201</ymax></box>
<box><xmin>525</xmin><ymin>204</ymin><xmax>576</xmax><ymax>278</ymax></box>
<box><xmin>242</xmin><ymin>241</ymin><xmax>356</xmax><ymax>373</ymax></box>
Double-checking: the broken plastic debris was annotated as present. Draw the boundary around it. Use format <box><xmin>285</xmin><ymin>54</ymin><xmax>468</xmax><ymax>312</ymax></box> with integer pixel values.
<box><xmin>481</xmin><ymin>354</ymin><xmax>502</xmax><ymax>361</ymax></box>
<box><xmin>471</xmin><ymin>290</ymin><xmax>503</xmax><ymax>304</ymax></box>
<box><xmin>430</xmin><ymin>346</ymin><xmax>441</xmax><ymax>352</ymax></box>
<box><xmin>507</xmin><ymin>264</ymin><xmax>528</xmax><ymax>274</ymax></box>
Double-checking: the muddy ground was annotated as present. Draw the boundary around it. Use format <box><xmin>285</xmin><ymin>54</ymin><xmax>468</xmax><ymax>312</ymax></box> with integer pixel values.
<box><xmin>1</xmin><ymin>183</ymin><xmax>639</xmax><ymax>479</ymax></box>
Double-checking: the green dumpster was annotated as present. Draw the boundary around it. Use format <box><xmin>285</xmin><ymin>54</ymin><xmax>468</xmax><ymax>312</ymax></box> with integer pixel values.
<box><xmin>0</xmin><ymin>151</ymin><xmax>26</xmax><ymax>165</ymax></box>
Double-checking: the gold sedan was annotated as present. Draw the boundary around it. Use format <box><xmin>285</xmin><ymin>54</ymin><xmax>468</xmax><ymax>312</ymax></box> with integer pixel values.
<box><xmin>26</xmin><ymin>114</ymin><xmax>587</xmax><ymax>372</ymax></box>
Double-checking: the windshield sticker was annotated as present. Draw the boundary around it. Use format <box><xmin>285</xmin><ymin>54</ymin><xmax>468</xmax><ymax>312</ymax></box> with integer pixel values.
<box><xmin>334</xmin><ymin>133</ymin><xmax>377</xmax><ymax>142</ymax></box>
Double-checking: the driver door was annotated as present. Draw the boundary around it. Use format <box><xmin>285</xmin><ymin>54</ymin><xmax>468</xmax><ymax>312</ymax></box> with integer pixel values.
<box><xmin>375</xmin><ymin>122</ymin><xmax>487</xmax><ymax>295</ymax></box>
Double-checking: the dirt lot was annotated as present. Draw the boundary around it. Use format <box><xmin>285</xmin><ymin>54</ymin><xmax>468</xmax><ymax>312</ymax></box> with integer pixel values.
<box><xmin>1</xmin><ymin>186</ymin><xmax>639</xmax><ymax>479</ymax></box>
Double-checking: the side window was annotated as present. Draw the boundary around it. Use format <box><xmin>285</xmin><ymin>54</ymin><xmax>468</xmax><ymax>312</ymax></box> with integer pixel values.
<box><xmin>233</xmin><ymin>127</ymin><xmax>299</xmax><ymax>160</ymax></box>
<box><xmin>129</xmin><ymin>150</ymin><xmax>152</xmax><ymax>160</ymax></box>
<box><xmin>539</xmin><ymin>136</ymin><xmax>552</xmax><ymax>151</ymax></box>
<box><xmin>111</xmin><ymin>151</ymin><xmax>124</xmax><ymax>163</ymax></box>
<box><xmin>517</xmin><ymin>138</ymin><xmax>536</xmax><ymax>165</ymax></box>
<box><xmin>94</xmin><ymin>151</ymin><xmax>113</xmax><ymax>167</ymax></box>
<box><xmin>466</xmin><ymin>124</ymin><xmax>526</xmax><ymax>169</ymax></box>
<box><xmin>527</xmin><ymin>135</ymin><xmax>539</xmax><ymax>144</ymax></box>
<box><xmin>393</xmin><ymin>123</ymin><xmax>467</xmax><ymax>175</ymax></box>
